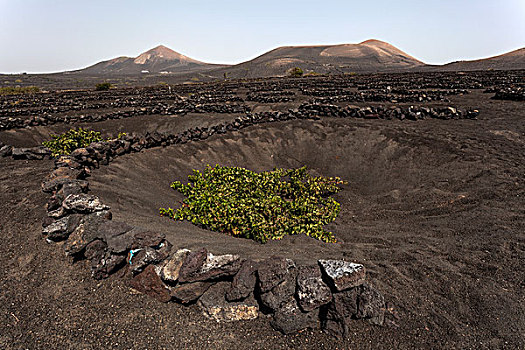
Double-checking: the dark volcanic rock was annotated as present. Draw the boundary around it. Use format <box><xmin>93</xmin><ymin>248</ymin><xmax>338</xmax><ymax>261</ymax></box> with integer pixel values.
<box><xmin>226</xmin><ymin>259</ymin><xmax>258</xmax><ymax>302</ymax></box>
<box><xmin>99</xmin><ymin>221</ymin><xmax>134</xmax><ymax>253</ymax></box>
<box><xmin>179</xmin><ymin>249</ymin><xmax>242</xmax><ymax>283</ymax></box>
<box><xmin>171</xmin><ymin>281</ymin><xmax>215</xmax><ymax>304</ymax></box>
<box><xmin>131</xmin><ymin>230</ymin><xmax>166</xmax><ymax>249</ymax></box>
<box><xmin>57</xmin><ymin>181</ymin><xmax>89</xmax><ymax>198</ymax></box>
<box><xmin>356</xmin><ymin>282</ymin><xmax>386</xmax><ymax>325</ymax></box>
<box><xmin>41</xmin><ymin>167</ymin><xmax>86</xmax><ymax>193</ymax></box>
<box><xmin>128</xmin><ymin>244</ymin><xmax>172</xmax><ymax>275</ymax></box>
<box><xmin>318</xmin><ymin>259</ymin><xmax>366</xmax><ymax>292</ymax></box>
<box><xmin>129</xmin><ymin>265</ymin><xmax>171</xmax><ymax>303</ymax></box>
<box><xmin>321</xmin><ymin>287</ymin><xmax>359</xmax><ymax>338</ymax></box>
<box><xmin>178</xmin><ymin>248</ymin><xmax>208</xmax><ymax>281</ymax></box>
<box><xmin>46</xmin><ymin>195</ymin><xmax>62</xmax><ymax>212</ymax></box>
<box><xmin>84</xmin><ymin>238</ymin><xmax>127</xmax><ymax>279</ymax></box>
<box><xmin>63</xmin><ymin>210</ymin><xmax>111</xmax><ymax>256</ymax></box>
<box><xmin>321</xmin><ymin>282</ymin><xmax>385</xmax><ymax>338</ymax></box>
<box><xmin>257</xmin><ymin>257</ymin><xmax>295</xmax><ymax>293</ymax></box>
<box><xmin>0</xmin><ymin>145</ymin><xmax>13</xmax><ymax>157</ymax></box>
<box><xmin>54</xmin><ymin>156</ymin><xmax>83</xmax><ymax>169</ymax></box>
<box><xmin>270</xmin><ymin>299</ymin><xmax>318</xmax><ymax>334</ymax></box>
<box><xmin>158</xmin><ymin>249</ymin><xmax>191</xmax><ymax>283</ymax></box>
<box><xmin>296</xmin><ymin>265</ymin><xmax>332</xmax><ymax>312</ymax></box>
<box><xmin>198</xmin><ymin>282</ymin><xmax>259</xmax><ymax>322</ymax></box>
<box><xmin>62</xmin><ymin>194</ymin><xmax>109</xmax><ymax>214</ymax></box>
<box><xmin>259</xmin><ymin>267</ymin><xmax>297</xmax><ymax>312</ymax></box>
<box><xmin>91</xmin><ymin>253</ymin><xmax>126</xmax><ymax>280</ymax></box>
<box><xmin>42</xmin><ymin>214</ymin><xmax>82</xmax><ymax>241</ymax></box>
<box><xmin>11</xmin><ymin>146</ymin><xmax>50</xmax><ymax>160</ymax></box>
<box><xmin>84</xmin><ymin>239</ymin><xmax>107</xmax><ymax>262</ymax></box>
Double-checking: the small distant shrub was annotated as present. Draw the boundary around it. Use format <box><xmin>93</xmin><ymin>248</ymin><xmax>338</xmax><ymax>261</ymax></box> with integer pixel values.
<box><xmin>43</xmin><ymin>128</ymin><xmax>102</xmax><ymax>157</ymax></box>
<box><xmin>0</xmin><ymin>86</ymin><xmax>40</xmax><ymax>95</ymax></box>
<box><xmin>288</xmin><ymin>67</ymin><xmax>304</xmax><ymax>78</ymax></box>
<box><xmin>304</xmin><ymin>71</ymin><xmax>320</xmax><ymax>77</ymax></box>
<box><xmin>160</xmin><ymin>165</ymin><xmax>346</xmax><ymax>243</ymax></box>
<box><xmin>95</xmin><ymin>82</ymin><xmax>112</xmax><ymax>91</ymax></box>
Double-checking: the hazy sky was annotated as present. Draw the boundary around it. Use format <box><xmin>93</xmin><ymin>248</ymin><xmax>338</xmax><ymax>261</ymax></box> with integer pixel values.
<box><xmin>1</xmin><ymin>0</ymin><xmax>524</xmax><ymax>73</ymax></box>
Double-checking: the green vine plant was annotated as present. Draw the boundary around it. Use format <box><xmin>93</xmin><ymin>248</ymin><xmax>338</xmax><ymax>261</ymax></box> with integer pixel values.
<box><xmin>42</xmin><ymin>128</ymin><xmax>126</xmax><ymax>157</ymax></box>
<box><xmin>160</xmin><ymin>165</ymin><xmax>347</xmax><ymax>243</ymax></box>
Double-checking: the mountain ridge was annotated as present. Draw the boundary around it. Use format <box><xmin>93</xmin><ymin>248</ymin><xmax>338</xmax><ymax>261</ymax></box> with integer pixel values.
<box><xmin>74</xmin><ymin>41</ymin><xmax>525</xmax><ymax>77</ymax></box>
<box><xmin>77</xmin><ymin>45</ymin><xmax>222</xmax><ymax>75</ymax></box>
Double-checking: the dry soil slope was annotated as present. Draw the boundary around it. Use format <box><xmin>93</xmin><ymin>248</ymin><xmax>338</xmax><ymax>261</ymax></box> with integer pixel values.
<box><xmin>212</xmin><ymin>39</ymin><xmax>424</xmax><ymax>78</ymax></box>
<box><xmin>433</xmin><ymin>47</ymin><xmax>525</xmax><ymax>71</ymax></box>
<box><xmin>76</xmin><ymin>45</ymin><xmax>225</xmax><ymax>75</ymax></box>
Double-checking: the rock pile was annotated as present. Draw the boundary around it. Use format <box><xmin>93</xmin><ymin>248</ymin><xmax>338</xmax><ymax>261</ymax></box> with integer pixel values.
<box><xmin>492</xmin><ymin>88</ymin><xmax>525</xmax><ymax>101</ymax></box>
<box><xmin>0</xmin><ymin>101</ymin><xmax>251</xmax><ymax>131</ymax></box>
<box><xmin>2</xmin><ymin>103</ymin><xmax>481</xmax><ymax>163</ymax></box>
<box><xmin>41</xmin><ymin>169</ymin><xmax>385</xmax><ymax>337</ymax></box>
<box><xmin>247</xmin><ymin>91</ymin><xmax>295</xmax><ymax>103</ymax></box>
<box><xmin>298</xmin><ymin>103</ymin><xmax>480</xmax><ymax>120</ymax></box>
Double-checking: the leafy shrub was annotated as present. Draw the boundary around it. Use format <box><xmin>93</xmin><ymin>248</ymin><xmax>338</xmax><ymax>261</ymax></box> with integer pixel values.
<box><xmin>288</xmin><ymin>67</ymin><xmax>304</xmax><ymax>78</ymax></box>
<box><xmin>95</xmin><ymin>82</ymin><xmax>112</xmax><ymax>91</ymax></box>
<box><xmin>43</xmin><ymin>128</ymin><xmax>102</xmax><ymax>157</ymax></box>
<box><xmin>0</xmin><ymin>86</ymin><xmax>40</xmax><ymax>95</ymax></box>
<box><xmin>304</xmin><ymin>71</ymin><xmax>321</xmax><ymax>77</ymax></box>
<box><xmin>160</xmin><ymin>165</ymin><xmax>346</xmax><ymax>243</ymax></box>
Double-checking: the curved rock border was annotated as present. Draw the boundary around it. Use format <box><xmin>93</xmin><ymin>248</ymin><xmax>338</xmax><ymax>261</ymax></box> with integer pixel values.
<box><xmin>5</xmin><ymin>105</ymin><xmax>479</xmax><ymax>338</ymax></box>
<box><xmin>0</xmin><ymin>101</ymin><xmax>250</xmax><ymax>131</ymax></box>
<box><xmin>32</xmin><ymin>111</ymin><xmax>396</xmax><ymax>338</ymax></box>
<box><xmin>491</xmin><ymin>88</ymin><xmax>525</xmax><ymax>101</ymax></box>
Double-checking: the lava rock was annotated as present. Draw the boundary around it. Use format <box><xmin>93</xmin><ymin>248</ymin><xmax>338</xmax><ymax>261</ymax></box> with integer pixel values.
<box><xmin>128</xmin><ymin>243</ymin><xmax>172</xmax><ymax>275</ymax></box>
<box><xmin>42</xmin><ymin>214</ymin><xmax>82</xmax><ymax>241</ymax></box>
<box><xmin>158</xmin><ymin>249</ymin><xmax>191</xmax><ymax>283</ymax></box>
<box><xmin>84</xmin><ymin>239</ymin><xmax>107</xmax><ymax>262</ymax></box>
<box><xmin>63</xmin><ymin>210</ymin><xmax>111</xmax><ymax>256</ymax></box>
<box><xmin>54</xmin><ymin>156</ymin><xmax>83</xmax><ymax>170</ymax></box>
<box><xmin>321</xmin><ymin>282</ymin><xmax>385</xmax><ymax>338</ymax></box>
<box><xmin>171</xmin><ymin>281</ymin><xmax>215</xmax><ymax>304</ymax></box>
<box><xmin>0</xmin><ymin>145</ymin><xmax>12</xmax><ymax>157</ymax></box>
<box><xmin>42</xmin><ymin>216</ymin><xmax>55</xmax><ymax>228</ymax></box>
<box><xmin>226</xmin><ymin>259</ymin><xmax>258</xmax><ymax>302</ymax></box>
<box><xmin>318</xmin><ymin>259</ymin><xmax>366</xmax><ymax>292</ymax></box>
<box><xmin>179</xmin><ymin>249</ymin><xmax>242</xmax><ymax>283</ymax></box>
<box><xmin>46</xmin><ymin>195</ymin><xmax>62</xmax><ymax>212</ymax></box>
<box><xmin>92</xmin><ymin>253</ymin><xmax>127</xmax><ymax>280</ymax></box>
<box><xmin>129</xmin><ymin>265</ymin><xmax>171</xmax><ymax>303</ymax></box>
<box><xmin>259</xmin><ymin>267</ymin><xmax>297</xmax><ymax>312</ymax></box>
<box><xmin>131</xmin><ymin>230</ymin><xmax>166</xmax><ymax>249</ymax></box>
<box><xmin>99</xmin><ymin>221</ymin><xmax>135</xmax><ymax>253</ymax></box>
<box><xmin>321</xmin><ymin>286</ymin><xmax>359</xmax><ymax>338</ymax></box>
<box><xmin>296</xmin><ymin>265</ymin><xmax>332</xmax><ymax>312</ymax></box>
<box><xmin>178</xmin><ymin>248</ymin><xmax>208</xmax><ymax>281</ymax></box>
<box><xmin>11</xmin><ymin>147</ymin><xmax>50</xmax><ymax>160</ymax></box>
<box><xmin>42</xmin><ymin>177</ymin><xmax>87</xmax><ymax>193</ymax></box>
<box><xmin>57</xmin><ymin>181</ymin><xmax>89</xmax><ymax>198</ymax></box>
<box><xmin>356</xmin><ymin>282</ymin><xmax>386</xmax><ymax>325</ymax></box>
<box><xmin>270</xmin><ymin>299</ymin><xmax>318</xmax><ymax>334</ymax></box>
<box><xmin>62</xmin><ymin>194</ymin><xmax>109</xmax><ymax>214</ymax></box>
<box><xmin>69</xmin><ymin>147</ymin><xmax>90</xmax><ymax>160</ymax></box>
<box><xmin>257</xmin><ymin>257</ymin><xmax>295</xmax><ymax>293</ymax></box>
<box><xmin>198</xmin><ymin>282</ymin><xmax>259</xmax><ymax>322</ymax></box>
